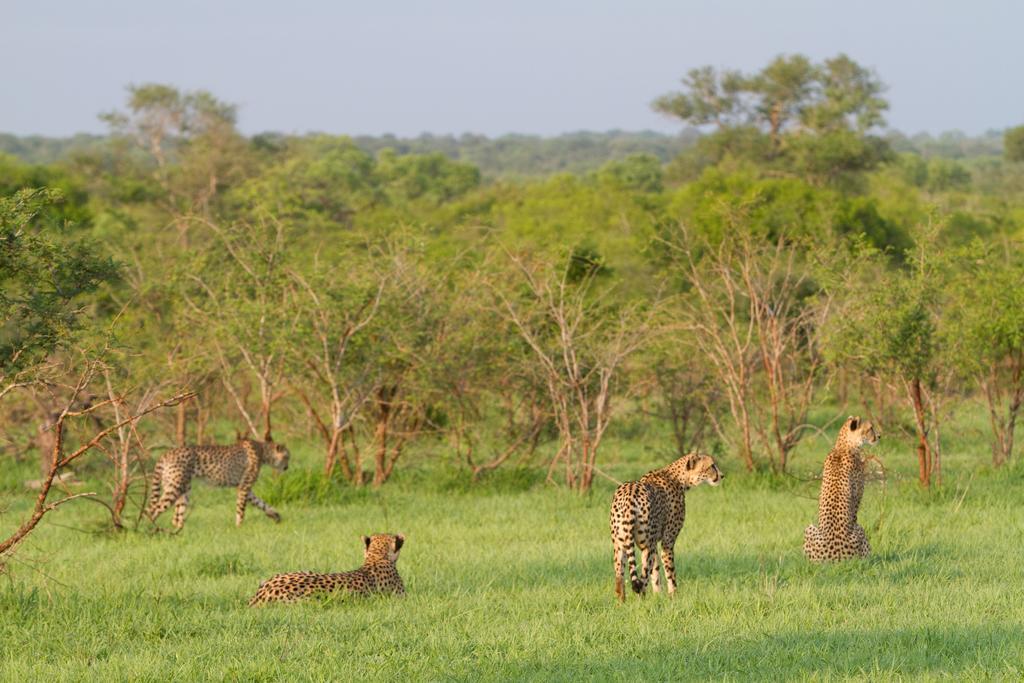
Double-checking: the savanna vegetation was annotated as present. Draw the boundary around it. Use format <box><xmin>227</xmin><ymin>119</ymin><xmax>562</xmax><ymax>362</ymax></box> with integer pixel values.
<box><xmin>2</xmin><ymin>53</ymin><xmax>1024</xmax><ymax>679</ymax></box>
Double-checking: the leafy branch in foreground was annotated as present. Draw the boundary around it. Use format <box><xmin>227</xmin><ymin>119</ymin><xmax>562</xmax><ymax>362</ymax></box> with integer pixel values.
<box><xmin>0</xmin><ymin>360</ymin><xmax>193</xmax><ymax>561</ymax></box>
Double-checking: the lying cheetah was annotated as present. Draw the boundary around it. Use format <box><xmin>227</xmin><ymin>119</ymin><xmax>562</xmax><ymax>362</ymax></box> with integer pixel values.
<box><xmin>804</xmin><ymin>416</ymin><xmax>880</xmax><ymax>562</ymax></box>
<box><xmin>610</xmin><ymin>453</ymin><xmax>723</xmax><ymax>602</ymax></box>
<box><xmin>249</xmin><ymin>533</ymin><xmax>406</xmax><ymax>605</ymax></box>
<box><xmin>146</xmin><ymin>439</ymin><xmax>290</xmax><ymax>531</ymax></box>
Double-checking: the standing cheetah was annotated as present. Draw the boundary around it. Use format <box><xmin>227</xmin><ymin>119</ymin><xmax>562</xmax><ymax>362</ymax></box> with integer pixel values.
<box><xmin>146</xmin><ymin>439</ymin><xmax>290</xmax><ymax>531</ymax></box>
<box><xmin>803</xmin><ymin>416</ymin><xmax>880</xmax><ymax>562</ymax></box>
<box><xmin>610</xmin><ymin>453</ymin><xmax>723</xmax><ymax>602</ymax></box>
<box><xmin>249</xmin><ymin>533</ymin><xmax>406</xmax><ymax>605</ymax></box>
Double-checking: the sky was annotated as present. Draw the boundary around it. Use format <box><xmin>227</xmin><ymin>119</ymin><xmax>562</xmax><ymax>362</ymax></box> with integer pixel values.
<box><xmin>2</xmin><ymin>0</ymin><xmax>1022</xmax><ymax>138</ymax></box>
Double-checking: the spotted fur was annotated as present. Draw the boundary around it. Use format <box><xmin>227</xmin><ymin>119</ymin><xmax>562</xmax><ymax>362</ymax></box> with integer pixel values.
<box><xmin>248</xmin><ymin>533</ymin><xmax>406</xmax><ymax>606</ymax></box>
<box><xmin>609</xmin><ymin>453</ymin><xmax>723</xmax><ymax>602</ymax></box>
<box><xmin>146</xmin><ymin>439</ymin><xmax>290</xmax><ymax>530</ymax></box>
<box><xmin>803</xmin><ymin>416</ymin><xmax>881</xmax><ymax>562</ymax></box>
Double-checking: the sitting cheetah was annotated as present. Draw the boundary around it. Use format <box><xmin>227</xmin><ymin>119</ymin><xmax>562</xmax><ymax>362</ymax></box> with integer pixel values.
<box><xmin>803</xmin><ymin>416</ymin><xmax>880</xmax><ymax>562</ymax></box>
<box><xmin>248</xmin><ymin>533</ymin><xmax>406</xmax><ymax>606</ymax></box>
<box><xmin>146</xmin><ymin>439</ymin><xmax>290</xmax><ymax>531</ymax></box>
<box><xmin>610</xmin><ymin>453</ymin><xmax>723</xmax><ymax>602</ymax></box>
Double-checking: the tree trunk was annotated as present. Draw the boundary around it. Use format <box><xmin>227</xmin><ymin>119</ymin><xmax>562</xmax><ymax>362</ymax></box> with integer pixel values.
<box><xmin>769</xmin><ymin>102</ymin><xmax>781</xmax><ymax>150</ymax></box>
<box><xmin>35</xmin><ymin>405</ymin><xmax>59</xmax><ymax>478</ymax></box>
<box><xmin>111</xmin><ymin>444</ymin><xmax>130</xmax><ymax>528</ymax></box>
<box><xmin>195</xmin><ymin>394</ymin><xmax>208</xmax><ymax>444</ymax></box>
<box><xmin>175</xmin><ymin>399</ymin><xmax>188</xmax><ymax>446</ymax></box>
<box><xmin>372</xmin><ymin>391</ymin><xmax>392</xmax><ymax>488</ymax></box>
<box><xmin>909</xmin><ymin>378</ymin><xmax>931</xmax><ymax>487</ymax></box>
<box><xmin>324</xmin><ymin>430</ymin><xmax>339</xmax><ymax>477</ymax></box>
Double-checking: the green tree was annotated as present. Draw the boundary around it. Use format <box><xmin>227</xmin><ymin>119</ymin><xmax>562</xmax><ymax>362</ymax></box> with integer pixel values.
<box><xmin>824</xmin><ymin>225</ymin><xmax>952</xmax><ymax>487</ymax></box>
<box><xmin>749</xmin><ymin>54</ymin><xmax>815</xmax><ymax>150</ymax></box>
<box><xmin>948</xmin><ymin>250</ymin><xmax>1024</xmax><ymax>465</ymax></box>
<box><xmin>0</xmin><ymin>188</ymin><xmax>118</xmax><ymax>400</ymax></box>
<box><xmin>1005</xmin><ymin>126</ymin><xmax>1024</xmax><ymax>163</ymax></box>
<box><xmin>655</xmin><ymin>54</ymin><xmax>890</xmax><ymax>186</ymax></box>
<box><xmin>101</xmin><ymin>83</ymin><xmax>252</xmax><ymax>246</ymax></box>
<box><xmin>652</xmin><ymin>66</ymin><xmax>748</xmax><ymax>130</ymax></box>
<box><xmin>490</xmin><ymin>249</ymin><xmax>655</xmax><ymax>493</ymax></box>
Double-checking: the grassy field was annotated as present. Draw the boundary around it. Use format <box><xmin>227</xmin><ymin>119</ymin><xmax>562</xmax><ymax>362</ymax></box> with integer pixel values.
<box><xmin>2</xmin><ymin>424</ymin><xmax>1024</xmax><ymax>681</ymax></box>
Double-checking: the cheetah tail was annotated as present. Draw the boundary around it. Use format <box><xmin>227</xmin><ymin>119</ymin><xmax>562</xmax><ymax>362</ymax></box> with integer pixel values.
<box><xmin>628</xmin><ymin>549</ymin><xmax>645</xmax><ymax>594</ymax></box>
<box><xmin>145</xmin><ymin>462</ymin><xmax>163</xmax><ymax>519</ymax></box>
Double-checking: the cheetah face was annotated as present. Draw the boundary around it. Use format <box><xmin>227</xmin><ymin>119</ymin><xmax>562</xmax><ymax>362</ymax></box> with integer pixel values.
<box><xmin>271</xmin><ymin>443</ymin><xmax>291</xmax><ymax>471</ymax></box>
<box><xmin>687</xmin><ymin>454</ymin><xmax>724</xmax><ymax>487</ymax></box>
<box><xmin>842</xmin><ymin>416</ymin><xmax>880</xmax><ymax>449</ymax></box>
<box><xmin>363</xmin><ymin>533</ymin><xmax>405</xmax><ymax>563</ymax></box>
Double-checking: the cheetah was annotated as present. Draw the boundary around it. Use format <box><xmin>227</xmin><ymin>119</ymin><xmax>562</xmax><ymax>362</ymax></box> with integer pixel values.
<box><xmin>803</xmin><ymin>416</ymin><xmax>880</xmax><ymax>562</ymax></box>
<box><xmin>610</xmin><ymin>453</ymin><xmax>723</xmax><ymax>602</ymax></box>
<box><xmin>146</xmin><ymin>439</ymin><xmax>290</xmax><ymax>531</ymax></box>
<box><xmin>248</xmin><ymin>533</ymin><xmax>406</xmax><ymax>606</ymax></box>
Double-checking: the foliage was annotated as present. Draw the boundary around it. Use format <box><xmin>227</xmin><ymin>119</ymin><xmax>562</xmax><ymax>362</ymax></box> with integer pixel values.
<box><xmin>822</xmin><ymin>225</ymin><xmax>955</xmax><ymax>486</ymax></box>
<box><xmin>1</xmin><ymin>66</ymin><xmax>1022</xmax><ymax>495</ymax></box>
<box><xmin>655</xmin><ymin>53</ymin><xmax>891</xmax><ymax>186</ymax></box>
<box><xmin>1004</xmin><ymin>125</ymin><xmax>1024</xmax><ymax>163</ymax></box>
<box><xmin>946</xmin><ymin>247</ymin><xmax>1024</xmax><ymax>465</ymax></box>
<box><xmin>0</xmin><ymin>188</ymin><xmax>118</xmax><ymax>388</ymax></box>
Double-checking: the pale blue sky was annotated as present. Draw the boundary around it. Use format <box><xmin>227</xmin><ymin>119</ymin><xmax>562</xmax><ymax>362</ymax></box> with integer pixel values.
<box><xmin>2</xmin><ymin>0</ymin><xmax>1021</xmax><ymax>137</ymax></box>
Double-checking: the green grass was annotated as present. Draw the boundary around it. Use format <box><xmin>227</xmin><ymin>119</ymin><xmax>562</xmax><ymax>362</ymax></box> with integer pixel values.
<box><xmin>2</xmin><ymin>429</ymin><xmax>1024</xmax><ymax>681</ymax></box>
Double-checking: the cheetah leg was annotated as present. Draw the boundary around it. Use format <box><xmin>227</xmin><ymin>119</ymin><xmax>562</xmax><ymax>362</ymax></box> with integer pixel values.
<box><xmin>236</xmin><ymin>486</ymin><xmax>251</xmax><ymax>527</ymax></box>
<box><xmin>661</xmin><ymin>544</ymin><xmax>677</xmax><ymax>595</ymax></box>
<box><xmin>852</xmin><ymin>525</ymin><xmax>871</xmax><ymax>558</ymax></box>
<box><xmin>246</xmin><ymin>492</ymin><xmax>281</xmax><ymax>522</ymax></box>
<box><xmin>627</xmin><ymin>545</ymin><xmax>644</xmax><ymax>595</ymax></box>
<box><xmin>172</xmin><ymin>490</ymin><xmax>190</xmax><ymax>531</ymax></box>
<box><xmin>613</xmin><ymin>546</ymin><xmax>627</xmax><ymax>602</ymax></box>
<box><xmin>640</xmin><ymin>544</ymin><xmax>658</xmax><ymax>596</ymax></box>
<box><xmin>803</xmin><ymin>525</ymin><xmax>822</xmax><ymax>562</ymax></box>
<box><xmin>148</xmin><ymin>483</ymin><xmax>182</xmax><ymax>523</ymax></box>
<box><xmin>643</xmin><ymin>547</ymin><xmax>661</xmax><ymax>593</ymax></box>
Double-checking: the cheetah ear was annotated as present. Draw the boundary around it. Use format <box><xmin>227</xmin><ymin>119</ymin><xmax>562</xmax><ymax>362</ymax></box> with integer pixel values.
<box><xmin>394</xmin><ymin>534</ymin><xmax>405</xmax><ymax>552</ymax></box>
<box><xmin>849</xmin><ymin>417</ymin><xmax>859</xmax><ymax>430</ymax></box>
<box><xmin>362</xmin><ymin>535</ymin><xmax>371</xmax><ymax>549</ymax></box>
<box><xmin>685</xmin><ymin>456</ymin><xmax>697</xmax><ymax>470</ymax></box>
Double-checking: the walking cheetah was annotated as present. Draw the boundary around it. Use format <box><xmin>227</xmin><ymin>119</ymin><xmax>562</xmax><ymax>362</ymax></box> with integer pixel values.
<box><xmin>610</xmin><ymin>453</ymin><xmax>723</xmax><ymax>602</ymax></box>
<box><xmin>248</xmin><ymin>533</ymin><xmax>406</xmax><ymax>605</ymax></box>
<box><xmin>803</xmin><ymin>416</ymin><xmax>880</xmax><ymax>562</ymax></box>
<box><xmin>146</xmin><ymin>439</ymin><xmax>290</xmax><ymax>531</ymax></box>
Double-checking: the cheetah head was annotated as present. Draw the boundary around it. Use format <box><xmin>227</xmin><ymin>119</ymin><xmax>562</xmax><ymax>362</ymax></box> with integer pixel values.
<box><xmin>840</xmin><ymin>416</ymin><xmax>880</xmax><ymax>450</ymax></box>
<box><xmin>270</xmin><ymin>443</ymin><xmax>290</xmax><ymax>471</ymax></box>
<box><xmin>683</xmin><ymin>453</ymin><xmax>724</xmax><ymax>487</ymax></box>
<box><xmin>363</xmin><ymin>533</ymin><xmax>405</xmax><ymax>564</ymax></box>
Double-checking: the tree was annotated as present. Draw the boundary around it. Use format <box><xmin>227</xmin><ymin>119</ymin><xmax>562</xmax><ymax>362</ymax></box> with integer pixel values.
<box><xmin>655</xmin><ymin>54</ymin><xmax>890</xmax><ymax>186</ymax></box>
<box><xmin>672</xmin><ymin>226</ymin><xmax>831</xmax><ymax>472</ymax></box>
<box><xmin>949</xmin><ymin>250</ymin><xmax>1024</xmax><ymax>466</ymax></box>
<box><xmin>492</xmin><ymin>251</ymin><xmax>654</xmax><ymax>493</ymax></box>
<box><xmin>0</xmin><ymin>358</ymin><xmax>190</xmax><ymax>560</ymax></box>
<box><xmin>288</xmin><ymin>253</ymin><xmax>386</xmax><ymax>479</ymax></box>
<box><xmin>801</xmin><ymin>55</ymin><xmax>887</xmax><ymax>135</ymax></box>
<box><xmin>824</xmin><ymin>225</ymin><xmax>952</xmax><ymax>487</ymax></box>
<box><xmin>749</xmin><ymin>54</ymin><xmax>815</xmax><ymax>150</ymax></box>
<box><xmin>652</xmin><ymin>66</ymin><xmax>748</xmax><ymax>130</ymax></box>
<box><xmin>0</xmin><ymin>188</ymin><xmax>119</xmax><ymax>476</ymax></box>
<box><xmin>180</xmin><ymin>212</ymin><xmax>294</xmax><ymax>441</ymax></box>
<box><xmin>437</xmin><ymin>270</ymin><xmax>550</xmax><ymax>481</ymax></box>
<box><xmin>0</xmin><ymin>189</ymin><xmax>118</xmax><ymax>397</ymax></box>
<box><xmin>1005</xmin><ymin>126</ymin><xmax>1024</xmax><ymax>163</ymax></box>
<box><xmin>356</xmin><ymin>248</ymin><xmax>448</xmax><ymax>487</ymax></box>
<box><xmin>101</xmin><ymin>84</ymin><xmax>251</xmax><ymax>246</ymax></box>
<box><xmin>639</xmin><ymin>324</ymin><xmax>721</xmax><ymax>458</ymax></box>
